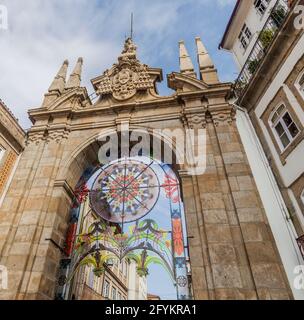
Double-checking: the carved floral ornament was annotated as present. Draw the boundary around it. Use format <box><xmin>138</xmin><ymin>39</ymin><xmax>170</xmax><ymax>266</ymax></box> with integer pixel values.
<box><xmin>209</xmin><ymin>108</ymin><xmax>236</xmax><ymax>126</ymax></box>
<box><xmin>26</xmin><ymin>128</ymin><xmax>70</xmax><ymax>145</ymax></box>
<box><xmin>96</xmin><ymin>38</ymin><xmax>154</xmax><ymax>101</ymax></box>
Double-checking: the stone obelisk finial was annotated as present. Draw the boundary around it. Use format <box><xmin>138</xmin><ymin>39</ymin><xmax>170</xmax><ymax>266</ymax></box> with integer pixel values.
<box><xmin>41</xmin><ymin>59</ymin><xmax>69</xmax><ymax>108</ymax></box>
<box><xmin>195</xmin><ymin>37</ymin><xmax>219</xmax><ymax>84</ymax></box>
<box><xmin>66</xmin><ymin>57</ymin><xmax>83</xmax><ymax>89</ymax></box>
<box><xmin>179</xmin><ymin>40</ymin><xmax>196</xmax><ymax>78</ymax></box>
<box><xmin>48</xmin><ymin>59</ymin><xmax>69</xmax><ymax>94</ymax></box>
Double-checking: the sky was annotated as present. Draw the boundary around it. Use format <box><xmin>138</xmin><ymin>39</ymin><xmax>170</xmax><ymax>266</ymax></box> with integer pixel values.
<box><xmin>0</xmin><ymin>0</ymin><xmax>237</xmax><ymax>130</ymax></box>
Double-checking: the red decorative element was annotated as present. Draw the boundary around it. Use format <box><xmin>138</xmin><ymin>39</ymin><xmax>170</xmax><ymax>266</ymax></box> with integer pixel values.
<box><xmin>172</xmin><ymin>218</ymin><xmax>184</xmax><ymax>256</ymax></box>
<box><xmin>297</xmin><ymin>235</ymin><xmax>304</xmax><ymax>259</ymax></box>
<box><xmin>74</xmin><ymin>183</ymin><xmax>89</xmax><ymax>204</ymax></box>
<box><xmin>64</xmin><ymin>223</ymin><xmax>77</xmax><ymax>256</ymax></box>
<box><xmin>162</xmin><ymin>174</ymin><xmax>179</xmax><ymax>203</ymax></box>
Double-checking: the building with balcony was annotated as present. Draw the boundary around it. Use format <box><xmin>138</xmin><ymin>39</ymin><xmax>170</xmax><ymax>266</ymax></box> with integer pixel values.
<box><xmin>220</xmin><ymin>0</ymin><xmax>304</xmax><ymax>299</ymax></box>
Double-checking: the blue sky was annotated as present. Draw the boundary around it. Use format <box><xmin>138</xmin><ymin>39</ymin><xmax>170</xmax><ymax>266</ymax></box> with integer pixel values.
<box><xmin>0</xmin><ymin>0</ymin><xmax>237</xmax><ymax>130</ymax></box>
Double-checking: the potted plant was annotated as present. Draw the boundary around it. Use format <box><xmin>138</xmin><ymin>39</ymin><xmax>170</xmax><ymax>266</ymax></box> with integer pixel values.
<box><xmin>259</xmin><ymin>29</ymin><xmax>274</xmax><ymax>49</ymax></box>
<box><xmin>248</xmin><ymin>59</ymin><xmax>260</xmax><ymax>75</ymax></box>
<box><xmin>271</xmin><ymin>5</ymin><xmax>287</xmax><ymax>28</ymax></box>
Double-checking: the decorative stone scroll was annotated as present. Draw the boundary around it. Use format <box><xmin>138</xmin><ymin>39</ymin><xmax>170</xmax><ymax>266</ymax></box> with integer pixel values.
<box><xmin>26</xmin><ymin>131</ymin><xmax>46</xmax><ymax>145</ymax></box>
<box><xmin>26</xmin><ymin>128</ymin><xmax>70</xmax><ymax>145</ymax></box>
<box><xmin>182</xmin><ymin>109</ymin><xmax>207</xmax><ymax>129</ymax></box>
<box><xmin>96</xmin><ymin>38</ymin><xmax>154</xmax><ymax>101</ymax></box>
<box><xmin>46</xmin><ymin>129</ymin><xmax>70</xmax><ymax>143</ymax></box>
<box><xmin>209</xmin><ymin>107</ymin><xmax>236</xmax><ymax>126</ymax></box>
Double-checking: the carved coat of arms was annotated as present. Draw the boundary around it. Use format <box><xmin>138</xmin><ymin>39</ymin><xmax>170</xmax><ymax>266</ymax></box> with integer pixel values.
<box><xmin>96</xmin><ymin>38</ymin><xmax>154</xmax><ymax>101</ymax></box>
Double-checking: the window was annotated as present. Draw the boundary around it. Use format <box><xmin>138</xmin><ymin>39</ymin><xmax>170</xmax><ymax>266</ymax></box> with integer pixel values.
<box><xmin>111</xmin><ymin>287</ymin><xmax>117</xmax><ymax>300</ymax></box>
<box><xmin>238</xmin><ymin>24</ymin><xmax>252</xmax><ymax>50</ymax></box>
<box><xmin>301</xmin><ymin>190</ymin><xmax>304</xmax><ymax>206</ymax></box>
<box><xmin>0</xmin><ymin>146</ymin><xmax>6</xmax><ymax>163</ymax></box>
<box><xmin>254</xmin><ymin>0</ymin><xmax>271</xmax><ymax>15</ymax></box>
<box><xmin>296</xmin><ymin>71</ymin><xmax>304</xmax><ymax>98</ymax></box>
<box><xmin>123</xmin><ymin>261</ymin><xmax>127</xmax><ymax>277</ymax></box>
<box><xmin>270</xmin><ymin>104</ymin><xmax>300</xmax><ymax>150</ymax></box>
<box><xmin>117</xmin><ymin>292</ymin><xmax>121</xmax><ymax>300</ymax></box>
<box><xmin>93</xmin><ymin>274</ymin><xmax>98</xmax><ymax>291</ymax></box>
<box><xmin>88</xmin><ymin>268</ymin><xmax>94</xmax><ymax>289</ymax></box>
<box><xmin>103</xmin><ymin>280</ymin><xmax>110</xmax><ymax>298</ymax></box>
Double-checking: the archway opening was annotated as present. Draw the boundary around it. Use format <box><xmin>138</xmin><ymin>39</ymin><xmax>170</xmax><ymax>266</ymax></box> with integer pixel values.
<box><xmin>55</xmin><ymin>131</ymin><xmax>193</xmax><ymax>300</ymax></box>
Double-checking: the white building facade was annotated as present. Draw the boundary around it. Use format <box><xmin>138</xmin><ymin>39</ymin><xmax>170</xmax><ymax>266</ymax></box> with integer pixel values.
<box><xmin>220</xmin><ymin>0</ymin><xmax>304</xmax><ymax>299</ymax></box>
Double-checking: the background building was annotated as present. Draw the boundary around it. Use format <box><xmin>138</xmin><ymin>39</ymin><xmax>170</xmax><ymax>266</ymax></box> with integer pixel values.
<box><xmin>220</xmin><ymin>0</ymin><xmax>304</xmax><ymax>299</ymax></box>
<box><xmin>147</xmin><ymin>293</ymin><xmax>161</xmax><ymax>300</ymax></box>
<box><xmin>0</xmin><ymin>99</ymin><xmax>25</xmax><ymax>206</ymax></box>
<box><xmin>128</xmin><ymin>260</ymin><xmax>147</xmax><ymax>300</ymax></box>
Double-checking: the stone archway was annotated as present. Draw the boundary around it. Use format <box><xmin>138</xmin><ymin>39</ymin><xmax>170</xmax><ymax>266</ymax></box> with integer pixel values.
<box><xmin>0</xmin><ymin>38</ymin><xmax>292</xmax><ymax>300</ymax></box>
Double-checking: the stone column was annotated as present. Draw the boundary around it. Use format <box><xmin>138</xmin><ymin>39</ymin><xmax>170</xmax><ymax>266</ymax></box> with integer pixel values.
<box><xmin>208</xmin><ymin>105</ymin><xmax>292</xmax><ymax>299</ymax></box>
<box><xmin>179</xmin><ymin>170</ymin><xmax>209</xmax><ymax>300</ymax></box>
<box><xmin>0</xmin><ymin>129</ymin><xmax>71</xmax><ymax>299</ymax></box>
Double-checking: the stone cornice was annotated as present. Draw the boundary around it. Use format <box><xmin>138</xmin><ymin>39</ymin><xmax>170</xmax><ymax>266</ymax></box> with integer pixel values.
<box><xmin>0</xmin><ymin>99</ymin><xmax>25</xmax><ymax>150</ymax></box>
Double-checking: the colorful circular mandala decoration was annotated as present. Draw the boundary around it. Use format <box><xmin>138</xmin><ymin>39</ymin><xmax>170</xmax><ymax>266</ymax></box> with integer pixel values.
<box><xmin>90</xmin><ymin>159</ymin><xmax>160</xmax><ymax>223</ymax></box>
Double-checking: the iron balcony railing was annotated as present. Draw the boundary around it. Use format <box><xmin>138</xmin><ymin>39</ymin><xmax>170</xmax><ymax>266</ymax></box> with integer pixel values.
<box><xmin>234</xmin><ymin>0</ymin><xmax>293</xmax><ymax>98</ymax></box>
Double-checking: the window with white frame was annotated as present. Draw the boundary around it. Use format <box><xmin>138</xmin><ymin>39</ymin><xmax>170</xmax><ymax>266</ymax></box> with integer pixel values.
<box><xmin>123</xmin><ymin>261</ymin><xmax>127</xmax><ymax>277</ymax></box>
<box><xmin>117</xmin><ymin>292</ymin><xmax>121</xmax><ymax>300</ymax></box>
<box><xmin>296</xmin><ymin>71</ymin><xmax>304</xmax><ymax>98</ymax></box>
<box><xmin>88</xmin><ymin>268</ymin><xmax>94</xmax><ymax>289</ymax></box>
<box><xmin>269</xmin><ymin>104</ymin><xmax>300</xmax><ymax>150</ymax></box>
<box><xmin>254</xmin><ymin>0</ymin><xmax>271</xmax><ymax>15</ymax></box>
<box><xmin>111</xmin><ymin>286</ymin><xmax>116</xmax><ymax>300</ymax></box>
<box><xmin>103</xmin><ymin>280</ymin><xmax>110</xmax><ymax>298</ymax></box>
<box><xmin>0</xmin><ymin>145</ymin><xmax>5</xmax><ymax>163</ymax></box>
<box><xmin>238</xmin><ymin>24</ymin><xmax>252</xmax><ymax>50</ymax></box>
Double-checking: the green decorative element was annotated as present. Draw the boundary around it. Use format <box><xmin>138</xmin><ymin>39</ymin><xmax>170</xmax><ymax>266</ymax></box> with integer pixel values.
<box><xmin>126</xmin><ymin>249</ymin><xmax>172</xmax><ymax>279</ymax></box>
<box><xmin>68</xmin><ymin>219</ymin><xmax>175</xmax><ymax>284</ymax></box>
<box><xmin>67</xmin><ymin>249</ymin><xmax>117</xmax><ymax>282</ymax></box>
<box><xmin>259</xmin><ymin>29</ymin><xmax>274</xmax><ymax>49</ymax></box>
<box><xmin>248</xmin><ymin>59</ymin><xmax>260</xmax><ymax>75</ymax></box>
<box><xmin>93</xmin><ymin>266</ymin><xmax>105</xmax><ymax>277</ymax></box>
<box><xmin>137</xmin><ymin>267</ymin><xmax>149</xmax><ymax>277</ymax></box>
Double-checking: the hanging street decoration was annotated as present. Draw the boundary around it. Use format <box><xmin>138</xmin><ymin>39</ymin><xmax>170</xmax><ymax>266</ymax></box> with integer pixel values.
<box><xmin>56</xmin><ymin>158</ymin><xmax>192</xmax><ymax>300</ymax></box>
<box><xmin>67</xmin><ymin>218</ymin><xmax>174</xmax><ymax>283</ymax></box>
<box><xmin>90</xmin><ymin>159</ymin><xmax>160</xmax><ymax>223</ymax></box>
